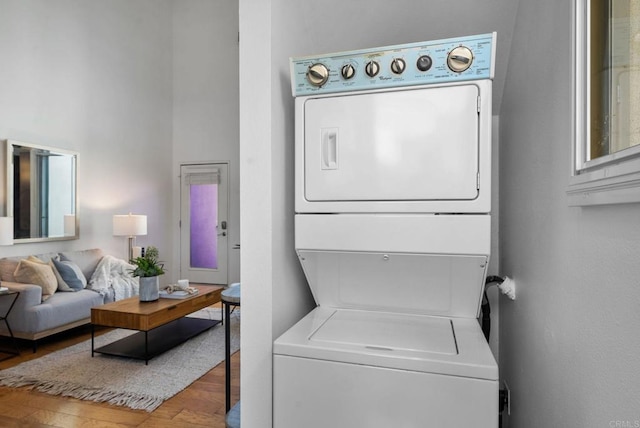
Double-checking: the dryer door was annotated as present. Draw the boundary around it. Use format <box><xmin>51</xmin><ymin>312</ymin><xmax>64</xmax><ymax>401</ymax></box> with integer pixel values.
<box><xmin>303</xmin><ymin>84</ymin><xmax>480</xmax><ymax>202</ymax></box>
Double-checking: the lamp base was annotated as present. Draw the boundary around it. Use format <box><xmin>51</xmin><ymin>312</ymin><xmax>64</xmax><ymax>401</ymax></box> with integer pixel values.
<box><xmin>127</xmin><ymin>236</ymin><xmax>136</xmax><ymax>262</ymax></box>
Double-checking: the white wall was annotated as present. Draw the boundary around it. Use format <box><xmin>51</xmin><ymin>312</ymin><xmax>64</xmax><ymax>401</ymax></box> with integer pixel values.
<box><xmin>171</xmin><ymin>0</ymin><xmax>240</xmax><ymax>284</ymax></box>
<box><xmin>241</xmin><ymin>1</ymin><xmax>519</xmax><ymax>426</ymax></box>
<box><xmin>499</xmin><ymin>1</ymin><xmax>640</xmax><ymax>427</ymax></box>
<box><xmin>239</xmin><ymin>2</ymin><xmax>278</xmax><ymax>426</ymax></box>
<box><xmin>0</xmin><ymin>0</ymin><xmax>174</xmax><ymax>264</ymax></box>
<box><xmin>0</xmin><ymin>0</ymin><xmax>241</xmax><ymax>287</ymax></box>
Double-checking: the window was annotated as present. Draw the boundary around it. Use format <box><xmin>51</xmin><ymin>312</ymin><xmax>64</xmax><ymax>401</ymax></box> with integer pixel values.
<box><xmin>189</xmin><ymin>181</ymin><xmax>219</xmax><ymax>269</ymax></box>
<box><xmin>569</xmin><ymin>0</ymin><xmax>640</xmax><ymax>205</ymax></box>
<box><xmin>183</xmin><ymin>167</ymin><xmax>220</xmax><ymax>270</ymax></box>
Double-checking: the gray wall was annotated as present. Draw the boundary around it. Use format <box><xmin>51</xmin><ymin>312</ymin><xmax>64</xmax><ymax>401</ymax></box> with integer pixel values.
<box><xmin>240</xmin><ymin>0</ymin><xmax>518</xmax><ymax>426</ymax></box>
<box><xmin>500</xmin><ymin>1</ymin><xmax>640</xmax><ymax>427</ymax></box>
<box><xmin>171</xmin><ymin>0</ymin><xmax>240</xmax><ymax>284</ymax></box>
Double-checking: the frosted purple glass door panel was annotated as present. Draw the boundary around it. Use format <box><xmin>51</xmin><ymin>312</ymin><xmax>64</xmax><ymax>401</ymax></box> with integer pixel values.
<box><xmin>190</xmin><ymin>184</ymin><xmax>218</xmax><ymax>269</ymax></box>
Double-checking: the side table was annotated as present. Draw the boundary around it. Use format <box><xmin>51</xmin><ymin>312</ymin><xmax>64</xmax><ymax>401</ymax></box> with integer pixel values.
<box><xmin>0</xmin><ymin>291</ymin><xmax>20</xmax><ymax>361</ymax></box>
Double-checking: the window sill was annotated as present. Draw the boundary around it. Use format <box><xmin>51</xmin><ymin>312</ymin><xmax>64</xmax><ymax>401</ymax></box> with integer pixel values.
<box><xmin>567</xmin><ymin>157</ymin><xmax>640</xmax><ymax>206</ymax></box>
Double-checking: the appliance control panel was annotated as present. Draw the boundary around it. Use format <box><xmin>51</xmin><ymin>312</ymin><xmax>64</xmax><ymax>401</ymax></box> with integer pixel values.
<box><xmin>290</xmin><ymin>32</ymin><xmax>496</xmax><ymax>96</ymax></box>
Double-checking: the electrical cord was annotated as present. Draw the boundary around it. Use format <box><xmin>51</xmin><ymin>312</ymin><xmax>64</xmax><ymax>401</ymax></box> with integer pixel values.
<box><xmin>481</xmin><ymin>276</ymin><xmax>505</xmax><ymax>341</ymax></box>
<box><xmin>485</xmin><ymin>275</ymin><xmax>504</xmax><ymax>285</ymax></box>
<box><xmin>482</xmin><ymin>275</ymin><xmax>511</xmax><ymax>428</ymax></box>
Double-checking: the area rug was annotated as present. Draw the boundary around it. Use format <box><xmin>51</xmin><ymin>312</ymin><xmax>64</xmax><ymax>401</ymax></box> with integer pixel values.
<box><xmin>0</xmin><ymin>307</ymin><xmax>239</xmax><ymax>412</ymax></box>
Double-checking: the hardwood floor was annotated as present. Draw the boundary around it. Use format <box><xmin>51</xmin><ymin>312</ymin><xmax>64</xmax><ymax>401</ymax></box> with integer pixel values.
<box><xmin>0</xmin><ymin>305</ymin><xmax>240</xmax><ymax>427</ymax></box>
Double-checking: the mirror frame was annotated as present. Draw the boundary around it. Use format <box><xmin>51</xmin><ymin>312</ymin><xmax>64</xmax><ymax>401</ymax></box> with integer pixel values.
<box><xmin>6</xmin><ymin>139</ymin><xmax>79</xmax><ymax>243</ymax></box>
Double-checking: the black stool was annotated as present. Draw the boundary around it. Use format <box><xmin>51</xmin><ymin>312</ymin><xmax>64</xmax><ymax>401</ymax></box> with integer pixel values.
<box><xmin>221</xmin><ymin>283</ymin><xmax>240</xmax><ymax>427</ymax></box>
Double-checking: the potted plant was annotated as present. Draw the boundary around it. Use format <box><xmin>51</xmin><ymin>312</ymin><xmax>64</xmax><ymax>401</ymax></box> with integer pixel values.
<box><xmin>130</xmin><ymin>246</ymin><xmax>165</xmax><ymax>302</ymax></box>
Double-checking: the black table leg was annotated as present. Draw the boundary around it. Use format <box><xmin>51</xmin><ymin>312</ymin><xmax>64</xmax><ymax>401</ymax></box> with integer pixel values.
<box><xmin>0</xmin><ymin>292</ymin><xmax>21</xmax><ymax>361</ymax></box>
<box><xmin>225</xmin><ymin>300</ymin><xmax>231</xmax><ymax>413</ymax></box>
<box><xmin>145</xmin><ymin>331</ymin><xmax>149</xmax><ymax>365</ymax></box>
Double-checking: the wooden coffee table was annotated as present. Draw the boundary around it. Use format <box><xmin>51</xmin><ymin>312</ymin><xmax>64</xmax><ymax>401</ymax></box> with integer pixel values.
<box><xmin>91</xmin><ymin>284</ymin><xmax>223</xmax><ymax>364</ymax></box>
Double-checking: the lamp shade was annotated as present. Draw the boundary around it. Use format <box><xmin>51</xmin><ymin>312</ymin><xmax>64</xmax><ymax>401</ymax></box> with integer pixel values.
<box><xmin>0</xmin><ymin>217</ymin><xmax>14</xmax><ymax>246</ymax></box>
<box><xmin>113</xmin><ymin>214</ymin><xmax>147</xmax><ymax>237</ymax></box>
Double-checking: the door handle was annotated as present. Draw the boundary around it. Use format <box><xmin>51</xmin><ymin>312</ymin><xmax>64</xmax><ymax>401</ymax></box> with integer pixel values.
<box><xmin>217</xmin><ymin>222</ymin><xmax>227</xmax><ymax>237</ymax></box>
<box><xmin>321</xmin><ymin>128</ymin><xmax>338</xmax><ymax>170</ymax></box>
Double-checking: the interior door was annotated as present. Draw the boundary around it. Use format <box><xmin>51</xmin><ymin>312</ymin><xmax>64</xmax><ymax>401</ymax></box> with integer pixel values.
<box><xmin>180</xmin><ymin>163</ymin><xmax>228</xmax><ymax>284</ymax></box>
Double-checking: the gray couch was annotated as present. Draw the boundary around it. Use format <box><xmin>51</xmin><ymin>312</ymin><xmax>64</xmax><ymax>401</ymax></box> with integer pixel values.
<box><xmin>0</xmin><ymin>249</ymin><xmax>122</xmax><ymax>348</ymax></box>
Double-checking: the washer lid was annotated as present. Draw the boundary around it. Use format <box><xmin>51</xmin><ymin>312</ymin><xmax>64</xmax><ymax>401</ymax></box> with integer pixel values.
<box><xmin>310</xmin><ymin>310</ymin><xmax>457</xmax><ymax>355</ymax></box>
<box><xmin>299</xmin><ymin>250</ymin><xmax>487</xmax><ymax>318</ymax></box>
<box><xmin>274</xmin><ymin>307</ymin><xmax>498</xmax><ymax>381</ymax></box>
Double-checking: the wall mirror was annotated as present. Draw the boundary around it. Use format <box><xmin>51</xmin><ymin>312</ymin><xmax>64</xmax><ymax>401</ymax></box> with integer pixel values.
<box><xmin>6</xmin><ymin>140</ymin><xmax>78</xmax><ymax>243</ymax></box>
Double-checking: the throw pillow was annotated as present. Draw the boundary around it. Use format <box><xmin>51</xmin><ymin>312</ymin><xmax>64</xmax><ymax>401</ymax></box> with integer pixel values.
<box><xmin>50</xmin><ymin>259</ymin><xmax>76</xmax><ymax>292</ymax></box>
<box><xmin>52</xmin><ymin>258</ymin><xmax>87</xmax><ymax>291</ymax></box>
<box><xmin>13</xmin><ymin>259</ymin><xmax>58</xmax><ymax>301</ymax></box>
<box><xmin>26</xmin><ymin>255</ymin><xmax>45</xmax><ymax>264</ymax></box>
<box><xmin>25</xmin><ymin>256</ymin><xmax>74</xmax><ymax>292</ymax></box>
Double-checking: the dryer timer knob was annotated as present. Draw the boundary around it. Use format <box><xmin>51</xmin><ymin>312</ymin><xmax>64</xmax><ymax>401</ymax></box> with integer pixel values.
<box><xmin>307</xmin><ymin>63</ymin><xmax>330</xmax><ymax>87</ymax></box>
<box><xmin>447</xmin><ymin>46</ymin><xmax>474</xmax><ymax>72</ymax></box>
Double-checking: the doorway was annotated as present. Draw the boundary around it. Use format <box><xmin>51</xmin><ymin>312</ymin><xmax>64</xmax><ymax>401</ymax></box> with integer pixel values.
<box><xmin>180</xmin><ymin>163</ymin><xmax>229</xmax><ymax>284</ymax></box>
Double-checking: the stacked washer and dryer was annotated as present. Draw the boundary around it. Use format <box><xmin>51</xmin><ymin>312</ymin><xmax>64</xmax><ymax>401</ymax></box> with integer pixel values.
<box><xmin>273</xmin><ymin>33</ymin><xmax>499</xmax><ymax>427</ymax></box>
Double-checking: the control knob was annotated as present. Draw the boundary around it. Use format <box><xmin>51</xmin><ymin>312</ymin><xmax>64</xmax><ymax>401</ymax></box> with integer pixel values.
<box><xmin>306</xmin><ymin>63</ymin><xmax>330</xmax><ymax>87</ymax></box>
<box><xmin>390</xmin><ymin>58</ymin><xmax>406</xmax><ymax>75</ymax></box>
<box><xmin>365</xmin><ymin>60</ymin><xmax>380</xmax><ymax>77</ymax></box>
<box><xmin>416</xmin><ymin>55</ymin><xmax>433</xmax><ymax>72</ymax></box>
<box><xmin>341</xmin><ymin>63</ymin><xmax>356</xmax><ymax>80</ymax></box>
<box><xmin>447</xmin><ymin>46</ymin><xmax>473</xmax><ymax>72</ymax></box>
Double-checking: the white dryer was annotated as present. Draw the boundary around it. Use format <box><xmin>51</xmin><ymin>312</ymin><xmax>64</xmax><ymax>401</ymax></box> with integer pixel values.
<box><xmin>274</xmin><ymin>33</ymin><xmax>499</xmax><ymax>428</ymax></box>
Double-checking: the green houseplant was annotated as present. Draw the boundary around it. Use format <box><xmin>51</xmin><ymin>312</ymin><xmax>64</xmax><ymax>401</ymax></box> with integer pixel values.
<box><xmin>130</xmin><ymin>246</ymin><xmax>165</xmax><ymax>301</ymax></box>
<box><xmin>130</xmin><ymin>246</ymin><xmax>165</xmax><ymax>277</ymax></box>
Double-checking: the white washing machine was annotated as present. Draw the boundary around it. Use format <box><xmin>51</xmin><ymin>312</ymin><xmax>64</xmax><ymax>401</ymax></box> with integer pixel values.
<box><xmin>274</xmin><ymin>33</ymin><xmax>499</xmax><ymax>428</ymax></box>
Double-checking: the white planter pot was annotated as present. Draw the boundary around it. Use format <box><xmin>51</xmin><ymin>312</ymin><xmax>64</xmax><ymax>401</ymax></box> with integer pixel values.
<box><xmin>139</xmin><ymin>276</ymin><xmax>160</xmax><ymax>302</ymax></box>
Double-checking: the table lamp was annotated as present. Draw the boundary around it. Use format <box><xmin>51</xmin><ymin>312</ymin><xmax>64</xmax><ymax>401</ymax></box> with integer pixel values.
<box><xmin>113</xmin><ymin>213</ymin><xmax>147</xmax><ymax>261</ymax></box>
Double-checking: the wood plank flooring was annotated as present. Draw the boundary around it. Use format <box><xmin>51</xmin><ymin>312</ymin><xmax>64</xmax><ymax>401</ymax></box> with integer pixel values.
<box><xmin>0</xmin><ymin>305</ymin><xmax>239</xmax><ymax>427</ymax></box>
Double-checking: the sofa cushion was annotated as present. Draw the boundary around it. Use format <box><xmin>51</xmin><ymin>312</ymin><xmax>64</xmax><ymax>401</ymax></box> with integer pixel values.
<box><xmin>4</xmin><ymin>289</ymin><xmax>104</xmax><ymax>334</ymax></box>
<box><xmin>30</xmin><ymin>252</ymin><xmax>60</xmax><ymax>263</ymax></box>
<box><xmin>0</xmin><ymin>258</ymin><xmax>19</xmax><ymax>282</ymax></box>
<box><xmin>13</xmin><ymin>259</ymin><xmax>58</xmax><ymax>301</ymax></box>
<box><xmin>0</xmin><ymin>252</ymin><xmax>59</xmax><ymax>283</ymax></box>
<box><xmin>51</xmin><ymin>258</ymin><xmax>86</xmax><ymax>291</ymax></box>
<box><xmin>59</xmin><ymin>249</ymin><xmax>103</xmax><ymax>281</ymax></box>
